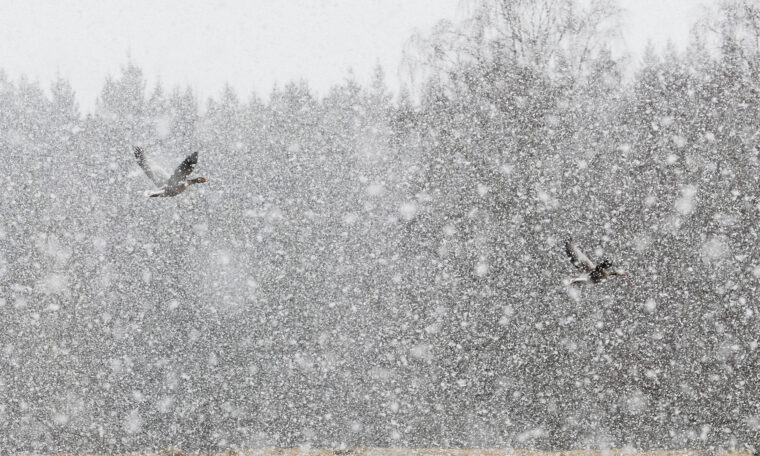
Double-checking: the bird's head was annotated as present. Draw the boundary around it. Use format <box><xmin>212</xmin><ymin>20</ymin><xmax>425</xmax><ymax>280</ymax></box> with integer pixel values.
<box><xmin>189</xmin><ymin>177</ymin><xmax>208</xmax><ymax>184</ymax></box>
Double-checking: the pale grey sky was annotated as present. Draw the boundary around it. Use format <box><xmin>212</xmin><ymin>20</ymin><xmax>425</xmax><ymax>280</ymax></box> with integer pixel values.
<box><xmin>0</xmin><ymin>0</ymin><xmax>706</xmax><ymax>110</ymax></box>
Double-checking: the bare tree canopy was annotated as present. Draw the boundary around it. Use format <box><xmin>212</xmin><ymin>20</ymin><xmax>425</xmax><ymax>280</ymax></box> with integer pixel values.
<box><xmin>404</xmin><ymin>0</ymin><xmax>621</xmax><ymax>89</ymax></box>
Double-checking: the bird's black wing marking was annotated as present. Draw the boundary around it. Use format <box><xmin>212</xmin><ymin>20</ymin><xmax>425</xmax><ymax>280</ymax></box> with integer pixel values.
<box><xmin>133</xmin><ymin>146</ymin><xmax>169</xmax><ymax>187</ymax></box>
<box><xmin>167</xmin><ymin>151</ymin><xmax>198</xmax><ymax>187</ymax></box>
<box><xmin>565</xmin><ymin>239</ymin><xmax>596</xmax><ymax>273</ymax></box>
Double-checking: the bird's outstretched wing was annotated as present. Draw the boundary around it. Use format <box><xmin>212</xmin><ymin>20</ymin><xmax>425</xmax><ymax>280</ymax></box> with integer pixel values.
<box><xmin>167</xmin><ymin>151</ymin><xmax>198</xmax><ymax>187</ymax></box>
<box><xmin>133</xmin><ymin>146</ymin><xmax>170</xmax><ymax>187</ymax></box>
<box><xmin>565</xmin><ymin>239</ymin><xmax>596</xmax><ymax>273</ymax></box>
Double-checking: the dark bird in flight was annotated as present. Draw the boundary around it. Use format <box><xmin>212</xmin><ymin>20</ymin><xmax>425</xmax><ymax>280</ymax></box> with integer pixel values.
<box><xmin>133</xmin><ymin>146</ymin><xmax>208</xmax><ymax>197</ymax></box>
<box><xmin>564</xmin><ymin>238</ymin><xmax>627</xmax><ymax>285</ymax></box>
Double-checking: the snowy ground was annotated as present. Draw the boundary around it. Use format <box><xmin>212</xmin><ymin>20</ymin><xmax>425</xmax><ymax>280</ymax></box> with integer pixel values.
<box><xmin>18</xmin><ymin>449</ymin><xmax>754</xmax><ymax>456</ymax></box>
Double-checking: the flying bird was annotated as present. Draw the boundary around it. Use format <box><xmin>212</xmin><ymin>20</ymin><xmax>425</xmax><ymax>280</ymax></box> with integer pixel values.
<box><xmin>564</xmin><ymin>238</ymin><xmax>627</xmax><ymax>285</ymax></box>
<box><xmin>133</xmin><ymin>146</ymin><xmax>208</xmax><ymax>197</ymax></box>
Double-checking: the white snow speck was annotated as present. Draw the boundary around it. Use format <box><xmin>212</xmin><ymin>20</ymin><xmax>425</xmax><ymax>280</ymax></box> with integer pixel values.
<box><xmin>675</xmin><ymin>185</ymin><xmax>697</xmax><ymax>215</ymax></box>
<box><xmin>124</xmin><ymin>409</ymin><xmax>142</xmax><ymax>434</ymax></box>
<box><xmin>399</xmin><ymin>202</ymin><xmax>417</xmax><ymax>220</ymax></box>
<box><xmin>193</xmin><ymin>223</ymin><xmax>208</xmax><ymax>236</ymax></box>
<box><xmin>93</xmin><ymin>237</ymin><xmax>107</xmax><ymax>252</ymax></box>
<box><xmin>36</xmin><ymin>273</ymin><xmax>69</xmax><ymax>295</ymax></box>
<box><xmin>410</xmin><ymin>343</ymin><xmax>433</xmax><ymax>361</ymax></box>
<box><xmin>701</xmin><ymin>236</ymin><xmax>730</xmax><ymax>263</ymax></box>
<box><xmin>625</xmin><ymin>390</ymin><xmax>649</xmax><ymax>414</ymax></box>
<box><xmin>287</xmin><ymin>142</ymin><xmax>301</xmax><ymax>153</ymax></box>
<box><xmin>342</xmin><ymin>213</ymin><xmax>358</xmax><ymax>226</ymax></box>
<box><xmin>366</xmin><ymin>182</ymin><xmax>384</xmax><ymax>196</ymax></box>
<box><xmin>154</xmin><ymin>114</ymin><xmax>172</xmax><ymax>138</ymax></box>
<box><xmin>157</xmin><ymin>396</ymin><xmax>174</xmax><ymax>413</ymax></box>
<box><xmin>474</xmin><ymin>261</ymin><xmax>489</xmax><ymax>277</ymax></box>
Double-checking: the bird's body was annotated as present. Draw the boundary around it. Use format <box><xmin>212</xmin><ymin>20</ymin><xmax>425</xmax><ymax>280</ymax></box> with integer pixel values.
<box><xmin>133</xmin><ymin>147</ymin><xmax>208</xmax><ymax>197</ymax></box>
<box><xmin>147</xmin><ymin>179</ymin><xmax>196</xmax><ymax>197</ymax></box>
<box><xmin>564</xmin><ymin>239</ymin><xmax>626</xmax><ymax>285</ymax></box>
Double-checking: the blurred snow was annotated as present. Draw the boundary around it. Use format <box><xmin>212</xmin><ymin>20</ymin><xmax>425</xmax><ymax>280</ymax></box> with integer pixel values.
<box><xmin>1</xmin><ymin>0</ymin><xmax>760</xmax><ymax>453</ymax></box>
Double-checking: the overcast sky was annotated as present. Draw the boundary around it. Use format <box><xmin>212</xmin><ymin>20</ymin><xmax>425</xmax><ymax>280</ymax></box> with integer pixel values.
<box><xmin>0</xmin><ymin>0</ymin><xmax>706</xmax><ymax>110</ymax></box>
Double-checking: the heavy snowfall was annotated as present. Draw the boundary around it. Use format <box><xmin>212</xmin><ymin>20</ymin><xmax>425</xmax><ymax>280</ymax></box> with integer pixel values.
<box><xmin>2</xmin><ymin>0</ymin><xmax>760</xmax><ymax>453</ymax></box>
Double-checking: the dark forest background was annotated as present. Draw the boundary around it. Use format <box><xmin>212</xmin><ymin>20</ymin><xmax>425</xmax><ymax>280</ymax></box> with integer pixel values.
<box><xmin>2</xmin><ymin>0</ymin><xmax>760</xmax><ymax>452</ymax></box>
